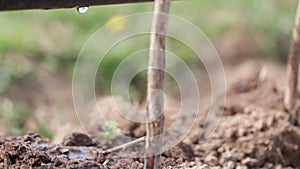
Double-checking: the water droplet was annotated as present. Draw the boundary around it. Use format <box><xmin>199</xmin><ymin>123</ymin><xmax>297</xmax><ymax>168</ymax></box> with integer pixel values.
<box><xmin>77</xmin><ymin>6</ymin><xmax>89</xmax><ymax>14</ymax></box>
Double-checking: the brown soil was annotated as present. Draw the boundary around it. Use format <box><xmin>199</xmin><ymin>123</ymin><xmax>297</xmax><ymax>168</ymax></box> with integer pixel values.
<box><xmin>1</xmin><ymin>78</ymin><xmax>300</xmax><ymax>169</ymax></box>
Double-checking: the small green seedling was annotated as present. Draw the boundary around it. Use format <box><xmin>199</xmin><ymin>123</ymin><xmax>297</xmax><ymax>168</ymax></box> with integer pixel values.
<box><xmin>101</xmin><ymin>121</ymin><xmax>120</xmax><ymax>141</ymax></box>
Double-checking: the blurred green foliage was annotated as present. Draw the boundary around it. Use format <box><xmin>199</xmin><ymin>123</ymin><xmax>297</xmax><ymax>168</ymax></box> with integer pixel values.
<box><xmin>0</xmin><ymin>0</ymin><xmax>297</xmax><ymax>136</ymax></box>
<box><xmin>0</xmin><ymin>99</ymin><xmax>53</xmax><ymax>139</ymax></box>
<box><xmin>0</xmin><ymin>0</ymin><xmax>297</xmax><ymax>92</ymax></box>
<box><xmin>0</xmin><ymin>0</ymin><xmax>297</xmax><ymax>91</ymax></box>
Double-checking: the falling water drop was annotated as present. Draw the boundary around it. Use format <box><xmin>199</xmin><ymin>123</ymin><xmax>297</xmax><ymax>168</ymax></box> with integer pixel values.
<box><xmin>77</xmin><ymin>6</ymin><xmax>89</xmax><ymax>14</ymax></box>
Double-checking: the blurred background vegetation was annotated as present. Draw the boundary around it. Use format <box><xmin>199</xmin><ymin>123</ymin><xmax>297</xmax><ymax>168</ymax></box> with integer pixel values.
<box><xmin>0</xmin><ymin>0</ymin><xmax>297</xmax><ymax>138</ymax></box>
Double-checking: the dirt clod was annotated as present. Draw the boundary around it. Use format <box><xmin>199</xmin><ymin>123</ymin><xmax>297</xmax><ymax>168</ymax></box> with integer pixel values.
<box><xmin>62</xmin><ymin>132</ymin><xmax>95</xmax><ymax>146</ymax></box>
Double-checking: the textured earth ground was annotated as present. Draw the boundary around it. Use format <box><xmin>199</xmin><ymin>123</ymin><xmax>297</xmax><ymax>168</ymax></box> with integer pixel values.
<box><xmin>1</xmin><ymin>73</ymin><xmax>300</xmax><ymax>168</ymax></box>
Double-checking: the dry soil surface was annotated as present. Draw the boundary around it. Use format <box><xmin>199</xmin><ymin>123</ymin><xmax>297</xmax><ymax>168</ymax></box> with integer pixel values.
<box><xmin>1</xmin><ymin>77</ymin><xmax>300</xmax><ymax>169</ymax></box>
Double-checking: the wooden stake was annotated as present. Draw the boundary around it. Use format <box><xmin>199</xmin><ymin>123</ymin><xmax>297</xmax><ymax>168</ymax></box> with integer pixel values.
<box><xmin>285</xmin><ymin>0</ymin><xmax>300</xmax><ymax>111</ymax></box>
<box><xmin>145</xmin><ymin>0</ymin><xmax>171</xmax><ymax>169</ymax></box>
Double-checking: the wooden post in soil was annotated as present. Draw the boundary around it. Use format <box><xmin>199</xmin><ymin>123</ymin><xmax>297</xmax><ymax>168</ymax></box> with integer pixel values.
<box><xmin>285</xmin><ymin>0</ymin><xmax>300</xmax><ymax>111</ymax></box>
<box><xmin>145</xmin><ymin>0</ymin><xmax>171</xmax><ymax>169</ymax></box>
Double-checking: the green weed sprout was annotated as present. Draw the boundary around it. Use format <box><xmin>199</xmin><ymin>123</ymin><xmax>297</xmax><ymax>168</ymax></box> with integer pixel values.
<box><xmin>101</xmin><ymin>121</ymin><xmax>120</xmax><ymax>141</ymax></box>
